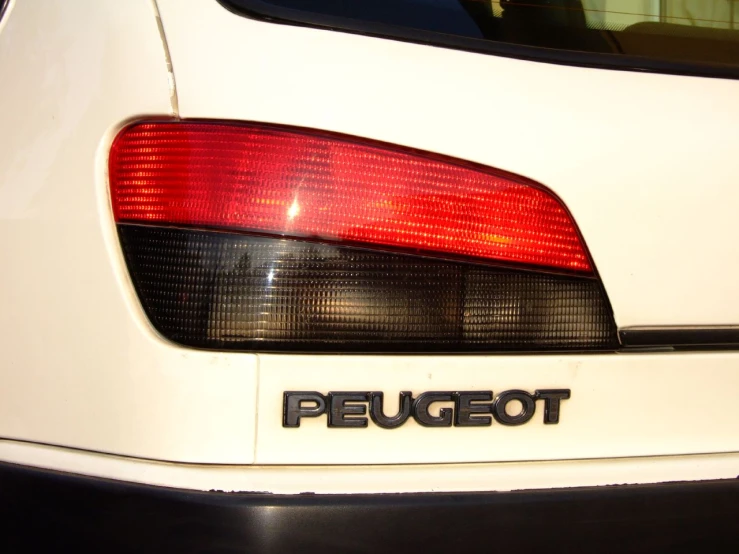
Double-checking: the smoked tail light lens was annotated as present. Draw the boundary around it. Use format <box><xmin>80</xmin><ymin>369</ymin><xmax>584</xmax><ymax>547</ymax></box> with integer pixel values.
<box><xmin>119</xmin><ymin>226</ymin><xmax>615</xmax><ymax>351</ymax></box>
<box><xmin>110</xmin><ymin>121</ymin><xmax>618</xmax><ymax>352</ymax></box>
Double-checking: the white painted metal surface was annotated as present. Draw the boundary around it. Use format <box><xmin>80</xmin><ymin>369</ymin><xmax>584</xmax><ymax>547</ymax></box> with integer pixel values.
<box><xmin>255</xmin><ymin>352</ymin><xmax>739</xmax><ymax>464</ymax></box>
<box><xmin>0</xmin><ymin>0</ymin><xmax>737</xmax><ymax>491</ymax></box>
<box><xmin>0</xmin><ymin>0</ymin><xmax>257</xmax><ymax>464</ymax></box>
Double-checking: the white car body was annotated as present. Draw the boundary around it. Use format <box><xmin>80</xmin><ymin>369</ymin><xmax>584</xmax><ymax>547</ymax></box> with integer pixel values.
<box><xmin>0</xmin><ymin>0</ymin><xmax>737</xmax><ymax>518</ymax></box>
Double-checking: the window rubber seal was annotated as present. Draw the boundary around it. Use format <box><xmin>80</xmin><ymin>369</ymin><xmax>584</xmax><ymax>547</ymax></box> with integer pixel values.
<box><xmin>217</xmin><ymin>0</ymin><xmax>739</xmax><ymax>81</ymax></box>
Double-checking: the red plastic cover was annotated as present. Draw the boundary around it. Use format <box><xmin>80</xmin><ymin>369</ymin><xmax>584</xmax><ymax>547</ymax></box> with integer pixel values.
<box><xmin>110</xmin><ymin>122</ymin><xmax>591</xmax><ymax>272</ymax></box>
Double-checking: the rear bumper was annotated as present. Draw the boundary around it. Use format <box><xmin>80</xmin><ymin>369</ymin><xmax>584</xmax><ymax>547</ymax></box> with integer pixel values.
<box><xmin>1</xmin><ymin>462</ymin><xmax>737</xmax><ymax>553</ymax></box>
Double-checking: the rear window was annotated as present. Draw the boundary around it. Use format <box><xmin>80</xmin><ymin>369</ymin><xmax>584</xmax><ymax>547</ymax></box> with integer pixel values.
<box><xmin>219</xmin><ymin>0</ymin><xmax>739</xmax><ymax>78</ymax></box>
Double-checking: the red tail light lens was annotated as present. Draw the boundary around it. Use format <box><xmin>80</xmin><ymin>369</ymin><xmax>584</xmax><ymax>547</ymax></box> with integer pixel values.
<box><xmin>110</xmin><ymin>122</ymin><xmax>590</xmax><ymax>273</ymax></box>
<box><xmin>110</xmin><ymin>121</ymin><xmax>616</xmax><ymax>352</ymax></box>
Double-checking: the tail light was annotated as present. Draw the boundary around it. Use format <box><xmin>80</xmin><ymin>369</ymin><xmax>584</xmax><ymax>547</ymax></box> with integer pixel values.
<box><xmin>110</xmin><ymin>121</ymin><xmax>617</xmax><ymax>352</ymax></box>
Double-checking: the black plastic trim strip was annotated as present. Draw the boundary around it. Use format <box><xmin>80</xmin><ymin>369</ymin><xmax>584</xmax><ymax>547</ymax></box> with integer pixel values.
<box><xmin>216</xmin><ymin>0</ymin><xmax>739</xmax><ymax>81</ymax></box>
<box><xmin>621</xmin><ymin>326</ymin><xmax>739</xmax><ymax>348</ymax></box>
<box><xmin>1</xmin><ymin>462</ymin><xmax>737</xmax><ymax>552</ymax></box>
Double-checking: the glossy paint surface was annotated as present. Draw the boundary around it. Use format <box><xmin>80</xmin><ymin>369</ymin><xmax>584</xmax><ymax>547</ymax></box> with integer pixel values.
<box><xmin>0</xmin><ymin>0</ymin><xmax>737</xmax><ymax>492</ymax></box>
<box><xmin>0</xmin><ymin>0</ymin><xmax>256</xmax><ymax>463</ymax></box>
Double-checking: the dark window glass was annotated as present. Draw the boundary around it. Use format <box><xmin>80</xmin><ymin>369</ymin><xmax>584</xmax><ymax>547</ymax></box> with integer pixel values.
<box><xmin>219</xmin><ymin>0</ymin><xmax>739</xmax><ymax>77</ymax></box>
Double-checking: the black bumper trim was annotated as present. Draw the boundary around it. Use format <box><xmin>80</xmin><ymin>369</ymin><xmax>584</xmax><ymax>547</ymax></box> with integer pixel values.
<box><xmin>1</xmin><ymin>461</ymin><xmax>737</xmax><ymax>552</ymax></box>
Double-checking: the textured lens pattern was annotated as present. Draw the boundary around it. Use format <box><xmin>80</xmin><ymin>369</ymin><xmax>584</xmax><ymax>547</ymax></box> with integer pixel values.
<box><xmin>110</xmin><ymin>122</ymin><xmax>590</xmax><ymax>272</ymax></box>
<box><xmin>119</xmin><ymin>225</ymin><xmax>616</xmax><ymax>351</ymax></box>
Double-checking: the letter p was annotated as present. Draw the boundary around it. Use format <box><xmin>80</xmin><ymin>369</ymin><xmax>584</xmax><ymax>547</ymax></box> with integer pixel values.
<box><xmin>283</xmin><ymin>392</ymin><xmax>327</xmax><ymax>428</ymax></box>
